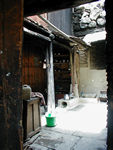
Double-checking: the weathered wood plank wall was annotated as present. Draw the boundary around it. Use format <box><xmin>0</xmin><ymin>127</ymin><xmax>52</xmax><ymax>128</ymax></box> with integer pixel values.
<box><xmin>22</xmin><ymin>44</ymin><xmax>46</xmax><ymax>93</ymax></box>
<box><xmin>0</xmin><ymin>0</ymin><xmax>23</xmax><ymax>149</ymax></box>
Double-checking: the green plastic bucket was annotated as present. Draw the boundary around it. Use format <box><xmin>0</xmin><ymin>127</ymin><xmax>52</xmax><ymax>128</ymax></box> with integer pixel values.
<box><xmin>46</xmin><ymin>115</ymin><xmax>56</xmax><ymax>127</ymax></box>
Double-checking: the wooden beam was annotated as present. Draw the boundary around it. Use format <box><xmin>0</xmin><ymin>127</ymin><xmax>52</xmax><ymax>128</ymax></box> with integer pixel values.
<box><xmin>0</xmin><ymin>0</ymin><xmax>23</xmax><ymax>149</ymax></box>
<box><xmin>53</xmin><ymin>41</ymin><xmax>72</xmax><ymax>51</ymax></box>
<box><xmin>24</xmin><ymin>0</ymin><xmax>97</xmax><ymax>16</ymax></box>
<box><xmin>24</xmin><ymin>18</ymin><xmax>50</xmax><ymax>37</ymax></box>
<box><xmin>24</xmin><ymin>27</ymin><xmax>51</xmax><ymax>42</ymax></box>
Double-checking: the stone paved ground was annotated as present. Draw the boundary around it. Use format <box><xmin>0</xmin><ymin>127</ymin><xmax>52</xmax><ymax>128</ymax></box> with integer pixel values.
<box><xmin>26</xmin><ymin>101</ymin><xmax>107</xmax><ymax>150</ymax></box>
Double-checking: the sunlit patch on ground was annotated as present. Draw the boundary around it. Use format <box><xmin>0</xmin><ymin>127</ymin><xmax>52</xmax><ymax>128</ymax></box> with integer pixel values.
<box><xmin>42</xmin><ymin>102</ymin><xmax>107</xmax><ymax>134</ymax></box>
<box><xmin>27</xmin><ymin>101</ymin><xmax>107</xmax><ymax>150</ymax></box>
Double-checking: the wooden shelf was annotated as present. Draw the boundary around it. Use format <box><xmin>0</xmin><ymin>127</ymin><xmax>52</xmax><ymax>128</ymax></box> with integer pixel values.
<box><xmin>54</xmin><ymin>55</ymin><xmax>69</xmax><ymax>57</ymax></box>
<box><xmin>55</xmin><ymin>80</ymin><xmax>70</xmax><ymax>82</ymax></box>
<box><xmin>53</xmin><ymin>50</ymin><xmax>71</xmax><ymax>102</ymax></box>
<box><xmin>56</xmin><ymin>90</ymin><xmax>69</xmax><ymax>92</ymax></box>
<box><xmin>54</xmin><ymin>62</ymin><xmax>69</xmax><ymax>65</ymax></box>
<box><xmin>54</xmin><ymin>70</ymin><xmax>70</xmax><ymax>73</ymax></box>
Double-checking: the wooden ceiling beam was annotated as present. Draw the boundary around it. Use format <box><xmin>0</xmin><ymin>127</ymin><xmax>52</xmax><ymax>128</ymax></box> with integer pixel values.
<box><xmin>24</xmin><ymin>0</ymin><xmax>97</xmax><ymax>16</ymax></box>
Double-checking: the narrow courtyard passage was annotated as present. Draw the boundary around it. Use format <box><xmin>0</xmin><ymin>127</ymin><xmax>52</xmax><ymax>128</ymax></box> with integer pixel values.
<box><xmin>25</xmin><ymin>100</ymin><xmax>107</xmax><ymax>150</ymax></box>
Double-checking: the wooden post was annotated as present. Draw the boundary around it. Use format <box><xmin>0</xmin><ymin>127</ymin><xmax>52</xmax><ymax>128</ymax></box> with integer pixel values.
<box><xmin>46</xmin><ymin>37</ymin><xmax>55</xmax><ymax>113</ymax></box>
<box><xmin>105</xmin><ymin>0</ymin><xmax>113</xmax><ymax>149</ymax></box>
<box><xmin>0</xmin><ymin>0</ymin><xmax>23</xmax><ymax>150</ymax></box>
<box><xmin>70</xmin><ymin>49</ymin><xmax>79</xmax><ymax>97</ymax></box>
<box><xmin>70</xmin><ymin>51</ymin><xmax>74</xmax><ymax>93</ymax></box>
<box><xmin>73</xmin><ymin>50</ymin><xmax>78</xmax><ymax>85</ymax></box>
<box><xmin>46</xmin><ymin>46</ymin><xmax>52</xmax><ymax>112</ymax></box>
<box><xmin>73</xmin><ymin>49</ymin><xmax>79</xmax><ymax>97</ymax></box>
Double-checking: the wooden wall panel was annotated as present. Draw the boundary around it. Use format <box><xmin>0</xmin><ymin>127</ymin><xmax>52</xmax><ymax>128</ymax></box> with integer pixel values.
<box><xmin>22</xmin><ymin>45</ymin><xmax>46</xmax><ymax>93</ymax></box>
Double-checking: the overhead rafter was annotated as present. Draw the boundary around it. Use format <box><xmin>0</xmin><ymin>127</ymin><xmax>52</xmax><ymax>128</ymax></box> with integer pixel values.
<box><xmin>24</xmin><ymin>27</ymin><xmax>51</xmax><ymax>42</ymax></box>
<box><xmin>24</xmin><ymin>0</ymin><xmax>97</xmax><ymax>17</ymax></box>
<box><xmin>24</xmin><ymin>17</ymin><xmax>89</xmax><ymax>49</ymax></box>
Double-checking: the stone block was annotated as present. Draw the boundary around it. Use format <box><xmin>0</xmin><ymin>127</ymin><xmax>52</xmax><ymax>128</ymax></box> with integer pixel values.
<box><xmin>58</xmin><ymin>98</ymin><xmax>79</xmax><ymax>109</ymax></box>
<box><xmin>88</xmin><ymin>21</ymin><xmax>96</xmax><ymax>28</ymax></box>
<box><xmin>97</xmin><ymin>17</ymin><xmax>106</xmax><ymax>26</ymax></box>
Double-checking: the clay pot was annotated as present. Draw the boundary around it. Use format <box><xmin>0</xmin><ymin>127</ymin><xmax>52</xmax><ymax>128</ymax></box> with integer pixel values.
<box><xmin>22</xmin><ymin>84</ymin><xmax>32</xmax><ymax>100</ymax></box>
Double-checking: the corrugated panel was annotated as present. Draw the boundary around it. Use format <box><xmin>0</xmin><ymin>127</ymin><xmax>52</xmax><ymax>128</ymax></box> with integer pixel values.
<box><xmin>48</xmin><ymin>9</ymin><xmax>72</xmax><ymax>35</ymax></box>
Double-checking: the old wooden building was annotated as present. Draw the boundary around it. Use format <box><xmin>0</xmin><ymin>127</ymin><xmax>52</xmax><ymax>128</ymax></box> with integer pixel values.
<box><xmin>23</xmin><ymin>18</ymin><xmax>85</xmax><ymax>104</ymax></box>
<box><xmin>0</xmin><ymin>0</ymin><xmax>113</xmax><ymax>150</ymax></box>
<box><xmin>21</xmin><ymin>17</ymin><xmax>87</xmax><ymax>142</ymax></box>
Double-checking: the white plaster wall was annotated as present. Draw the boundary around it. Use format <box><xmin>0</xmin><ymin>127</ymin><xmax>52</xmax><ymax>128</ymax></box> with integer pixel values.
<box><xmin>79</xmin><ymin>67</ymin><xmax>107</xmax><ymax>97</ymax></box>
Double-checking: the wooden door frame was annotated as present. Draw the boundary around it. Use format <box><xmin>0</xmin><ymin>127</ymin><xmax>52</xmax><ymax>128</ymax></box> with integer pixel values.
<box><xmin>0</xmin><ymin>0</ymin><xmax>23</xmax><ymax>149</ymax></box>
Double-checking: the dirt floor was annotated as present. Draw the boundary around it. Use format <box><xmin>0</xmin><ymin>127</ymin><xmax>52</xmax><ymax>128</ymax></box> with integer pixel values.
<box><xmin>25</xmin><ymin>100</ymin><xmax>107</xmax><ymax>150</ymax></box>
